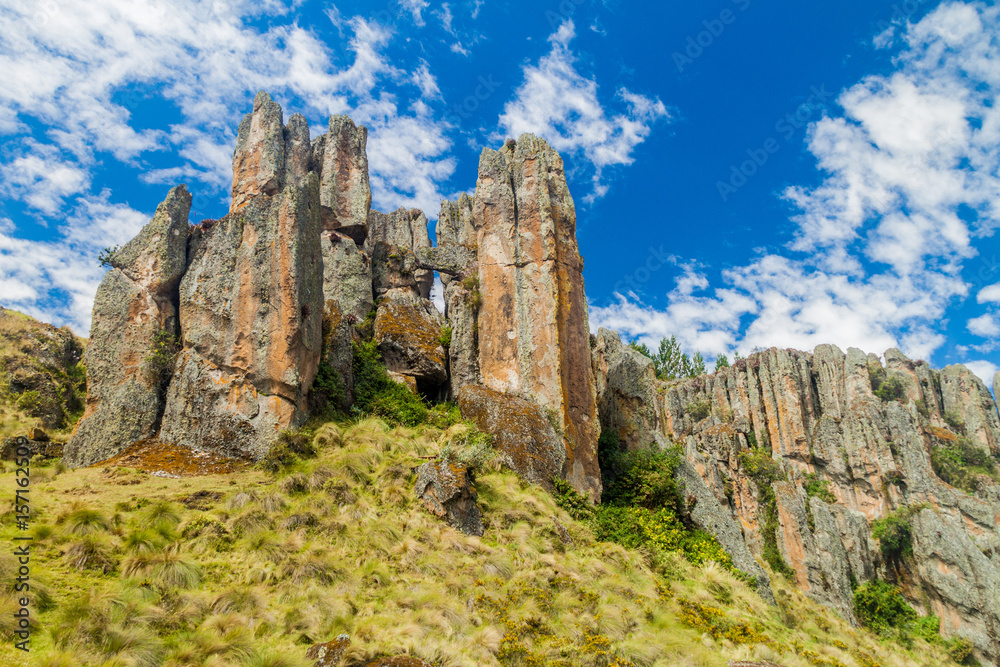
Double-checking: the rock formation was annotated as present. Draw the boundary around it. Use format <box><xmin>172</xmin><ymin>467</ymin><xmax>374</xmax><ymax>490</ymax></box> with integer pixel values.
<box><xmin>648</xmin><ymin>346</ymin><xmax>1000</xmax><ymax>663</ymax></box>
<box><xmin>470</xmin><ymin>136</ymin><xmax>602</xmax><ymax>500</ymax></box>
<box><xmin>415</xmin><ymin>459</ymin><xmax>485</xmax><ymax>536</ymax></box>
<box><xmin>65</xmin><ymin>186</ymin><xmax>190</xmax><ymax>467</ymax></box>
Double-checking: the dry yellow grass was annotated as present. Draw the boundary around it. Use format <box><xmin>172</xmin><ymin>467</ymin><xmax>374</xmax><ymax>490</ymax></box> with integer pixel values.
<box><xmin>0</xmin><ymin>417</ymin><xmax>965</xmax><ymax>667</ymax></box>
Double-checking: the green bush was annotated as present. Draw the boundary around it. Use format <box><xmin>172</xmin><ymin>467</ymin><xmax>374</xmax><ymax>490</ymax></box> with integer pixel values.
<box><xmin>871</xmin><ymin>506</ymin><xmax>930</xmax><ymax>563</ymax></box>
<box><xmin>945</xmin><ymin>637</ymin><xmax>976</xmax><ymax>664</ymax></box>
<box><xmin>311</xmin><ymin>363</ymin><xmax>345</xmax><ymax>415</ymax></box>
<box><xmin>601</xmin><ymin>444</ymin><xmax>685</xmax><ymax>514</ymax></box>
<box><xmin>143</xmin><ymin>329</ymin><xmax>180</xmax><ymax>389</ymax></box>
<box><xmin>351</xmin><ymin>340</ymin><xmax>428</xmax><ymax>426</ymax></box>
<box><xmin>439</xmin><ymin>325</ymin><xmax>452</xmax><ymax>349</ymax></box>
<box><xmin>874</xmin><ymin>376</ymin><xmax>905</xmax><ymax>402</ymax></box>
<box><xmin>15</xmin><ymin>389</ymin><xmax>41</xmax><ymax>414</ymax></box>
<box><xmin>804</xmin><ymin>473</ymin><xmax>836</xmax><ymax>503</ymax></box>
<box><xmin>853</xmin><ymin>581</ymin><xmax>917</xmax><ymax>636</ymax></box>
<box><xmin>930</xmin><ymin>438</ymin><xmax>998</xmax><ymax>494</ymax></box>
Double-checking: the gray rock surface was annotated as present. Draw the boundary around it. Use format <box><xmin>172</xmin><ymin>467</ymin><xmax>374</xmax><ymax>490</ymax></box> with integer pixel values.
<box><xmin>655</xmin><ymin>345</ymin><xmax>1000</xmax><ymax>663</ymax></box>
<box><xmin>317</xmin><ymin>115</ymin><xmax>371</xmax><ymax>242</ymax></box>
<box><xmin>160</xmin><ymin>172</ymin><xmax>323</xmax><ymax>459</ymax></box>
<box><xmin>65</xmin><ymin>185</ymin><xmax>191</xmax><ymax>467</ymax></box>
<box><xmin>592</xmin><ymin>328</ymin><xmax>664</xmax><ymax>451</ymax></box>
<box><xmin>457</xmin><ymin>384</ymin><xmax>565</xmax><ymax>491</ymax></box>
<box><xmin>415</xmin><ymin>459</ymin><xmax>484</xmax><ymax>536</ymax></box>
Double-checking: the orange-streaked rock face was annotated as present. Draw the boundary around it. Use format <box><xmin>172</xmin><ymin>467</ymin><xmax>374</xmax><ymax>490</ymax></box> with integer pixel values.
<box><xmin>472</xmin><ymin>135</ymin><xmax>601</xmax><ymax>501</ymax></box>
<box><xmin>231</xmin><ymin>91</ymin><xmax>285</xmax><ymax>213</ymax></box>
<box><xmin>160</xmin><ymin>171</ymin><xmax>323</xmax><ymax>459</ymax></box>
<box><xmin>657</xmin><ymin>345</ymin><xmax>1000</xmax><ymax>662</ymax></box>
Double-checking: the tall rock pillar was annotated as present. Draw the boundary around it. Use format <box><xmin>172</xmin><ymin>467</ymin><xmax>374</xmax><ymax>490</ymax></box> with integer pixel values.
<box><xmin>159</xmin><ymin>92</ymin><xmax>324</xmax><ymax>459</ymax></box>
<box><xmin>472</xmin><ymin>135</ymin><xmax>602</xmax><ymax>500</ymax></box>
<box><xmin>64</xmin><ymin>186</ymin><xmax>191</xmax><ymax>467</ymax></box>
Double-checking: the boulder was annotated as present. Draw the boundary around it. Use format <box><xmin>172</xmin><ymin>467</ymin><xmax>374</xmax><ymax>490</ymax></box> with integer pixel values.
<box><xmin>305</xmin><ymin>635</ymin><xmax>351</xmax><ymax>667</ymax></box>
<box><xmin>415</xmin><ymin>460</ymin><xmax>484</xmax><ymax>536</ymax></box>
<box><xmin>373</xmin><ymin>295</ymin><xmax>447</xmax><ymax>387</ymax></box>
<box><xmin>160</xmin><ymin>168</ymin><xmax>323</xmax><ymax>459</ymax></box>
<box><xmin>457</xmin><ymin>384</ymin><xmax>565</xmax><ymax>490</ymax></box>
<box><xmin>472</xmin><ymin>135</ymin><xmax>601</xmax><ymax>500</ymax></box>
<box><xmin>65</xmin><ymin>185</ymin><xmax>191</xmax><ymax>467</ymax></box>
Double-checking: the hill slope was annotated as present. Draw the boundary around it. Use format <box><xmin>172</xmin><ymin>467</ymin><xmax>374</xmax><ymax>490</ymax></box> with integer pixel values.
<box><xmin>2</xmin><ymin>417</ymin><xmax>971</xmax><ymax>667</ymax></box>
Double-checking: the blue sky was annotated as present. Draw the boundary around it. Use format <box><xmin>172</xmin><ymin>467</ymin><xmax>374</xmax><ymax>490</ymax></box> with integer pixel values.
<box><xmin>1</xmin><ymin>0</ymin><xmax>998</xmax><ymax>386</ymax></box>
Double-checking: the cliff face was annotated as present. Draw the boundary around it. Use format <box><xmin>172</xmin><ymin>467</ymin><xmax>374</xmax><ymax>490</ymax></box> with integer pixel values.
<box><xmin>597</xmin><ymin>333</ymin><xmax>1000</xmax><ymax>663</ymax></box>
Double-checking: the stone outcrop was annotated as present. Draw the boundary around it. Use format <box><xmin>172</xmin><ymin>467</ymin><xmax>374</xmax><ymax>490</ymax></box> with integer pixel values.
<box><xmin>415</xmin><ymin>459</ymin><xmax>484</xmax><ymax>536</ymax></box>
<box><xmin>654</xmin><ymin>345</ymin><xmax>1000</xmax><ymax>663</ymax></box>
<box><xmin>367</xmin><ymin>207</ymin><xmax>434</xmax><ymax>299</ymax></box>
<box><xmin>592</xmin><ymin>328</ymin><xmax>665</xmax><ymax>452</ymax></box>
<box><xmin>66</xmin><ymin>186</ymin><xmax>190</xmax><ymax>467</ymax></box>
<box><xmin>160</xmin><ymin>102</ymin><xmax>324</xmax><ymax>458</ymax></box>
<box><xmin>434</xmin><ymin>195</ymin><xmax>480</xmax><ymax>396</ymax></box>
<box><xmin>470</xmin><ymin>135</ymin><xmax>602</xmax><ymax>500</ymax></box>
<box><xmin>457</xmin><ymin>384</ymin><xmax>565</xmax><ymax>490</ymax></box>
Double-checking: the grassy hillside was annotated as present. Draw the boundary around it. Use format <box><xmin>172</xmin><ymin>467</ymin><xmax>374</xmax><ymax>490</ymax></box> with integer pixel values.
<box><xmin>0</xmin><ymin>308</ymin><xmax>85</xmax><ymax>443</ymax></box>
<box><xmin>1</xmin><ymin>415</ymin><xmax>967</xmax><ymax>667</ymax></box>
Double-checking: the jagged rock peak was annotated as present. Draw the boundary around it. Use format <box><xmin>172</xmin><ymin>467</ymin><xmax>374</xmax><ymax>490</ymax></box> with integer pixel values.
<box><xmin>317</xmin><ymin>114</ymin><xmax>371</xmax><ymax>239</ymax></box>
<box><xmin>657</xmin><ymin>343</ymin><xmax>1000</xmax><ymax>663</ymax></box>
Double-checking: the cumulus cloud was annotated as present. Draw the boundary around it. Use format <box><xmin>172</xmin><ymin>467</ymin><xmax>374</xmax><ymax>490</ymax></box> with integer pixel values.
<box><xmin>591</xmin><ymin>2</ymin><xmax>1000</xmax><ymax>370</ymax></box>
<box><xmin>497</xmin><ymin>20</ymin><xmax>669</xmax><ymax>201</ymax></box>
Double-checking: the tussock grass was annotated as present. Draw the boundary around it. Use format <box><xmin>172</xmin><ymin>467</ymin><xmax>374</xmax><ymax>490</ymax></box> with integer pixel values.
<box><xmin>11</xmin><ymin>418</ymin><xmax>968</xmax><ymax>667</ymax></box>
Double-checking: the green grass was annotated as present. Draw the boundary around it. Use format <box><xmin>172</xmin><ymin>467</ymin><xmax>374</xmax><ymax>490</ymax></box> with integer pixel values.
<box><xmin>1</xmin><ymin>419</ymin><xmax>971</xmax><ymax>667</ymax></box>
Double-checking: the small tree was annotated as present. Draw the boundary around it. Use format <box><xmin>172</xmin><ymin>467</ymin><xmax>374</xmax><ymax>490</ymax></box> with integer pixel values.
<box><xmin>714</xmin><ymin>354</ymin><xmax>730</xmax><ymax>371</ymax></box>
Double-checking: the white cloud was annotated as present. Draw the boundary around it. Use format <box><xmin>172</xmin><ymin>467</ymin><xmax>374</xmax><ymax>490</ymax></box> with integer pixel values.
<box><xmin>497</xmin><ymin>20</ymin><xmax>669</xmax><ymax>200</ymax></box>
<box><xmin>0</xmin><ymin>190</ymin><xmax>148</xmax><ymax>333</ymax></box>
<box><xmin>0</xmin><ymin>0</ymin><xmax>460</xmax><ymax>329</ymax></box>
<box><xmin>0</xmin><ymin>143</ymin><xmax>90</xmax><ymax>214</ymax></box>
<box><xmin>978</xmin><ymin>282</ymin><xmax>1000</xmax><ymax>304</ymax></box>
<box><xmin>591</xmin><ymin>2</ymin><xmax>1000</xmax><ymax>367</ymax></box>
<box><xmin>968</xmin><ymin>313</ymin><xmax>1000</xmax><ymax>338</ymax></box>
<box><xmin>412</xmin><ymin>61</ymin><xmax>442</xmax><ymax>100</ymax></box>
<box><xmin>963</xmin><ymin>360</ymin><xmax>999</xmax><ymax>389</ymax></box>
<box><xmin>398</xmin><ymin>0</ymin><xmax>429</xmax><ymax>26</ymax></box>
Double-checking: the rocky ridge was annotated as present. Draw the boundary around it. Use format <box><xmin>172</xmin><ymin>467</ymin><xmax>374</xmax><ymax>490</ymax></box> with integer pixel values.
<box><xmin>595</xmin><ymin>331</ymin><xmax>1000</xmax><ymax>663</ymax></box>
<box><xmin>67</xmin><ymin>92</ymin><xmax>603</xmax><ymax>500</ymax></box>
<box><xmin>61</xmin><ymin>91</ymin><xmax>1000</xmax><ymax>663</ymax></box>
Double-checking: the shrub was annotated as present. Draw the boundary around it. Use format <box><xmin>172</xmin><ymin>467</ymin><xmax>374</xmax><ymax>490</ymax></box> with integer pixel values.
<box><xmin>97</xmin><ymin>245</ymin><xmax>121</xmax><ymax>268</ymax></box>
<box><xmin>945</xmin><ymin>637</ymin><xmax>976</xmax><ymax>664</ymax></box>
<box><xmin>871</xmin><ymin>505</ymin><xmax>929</xmax><ymax>563</ymax></box>
<box><xmin>310</xmin><ymin>363</ymin><xmax>345</xmax><ymax>415</ymax></box>
<box><xmin>930</xmin><ymin>437</ymin><xmax>998</xmax><ymax>493</ymax></box>
<box><xmin>804</xmin><ymin>473</ymin><xmax>836</xmax><ymax>503</ymax></box>
<box><xmin>439</xmin><ymin>325</ymin><xmax>452</xmax><ymax>349</ymax></box>
<box><xmin>552</xmin><ymin>478</ymin><xmax>596</xmax><ymax>522</ymax></box>
<box><xmin>875</xmin><ymin>376</ymin><xmax>905</xmax><ymax>402</ymax></box>
<box><xmin>143</xmin><ymin>329</ymin><xmax>180</xmax><ymax>389</ymax></box>
<box><xmin>601</xmin><ymin>444</ymin><xmax>685</xmax><ymax>514</ymax></box>
<box><xmin>15</xmin><ymin>390</ymin><xmax>41</xmax><ymax>415</ymax></box>
<box><xmin>686</xmin><ymin>401</ymin><xmax>711</xmax><ymax>421</ymax></box>
<box><xmin>351</xmin><ymin>340</ymin><xmax>428</xmax><ymax>426</ymax></box>
<box><xmin>853</xmin><ymin>581</ymin><xmax>917</xmax><ymax>636</ymax></box>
